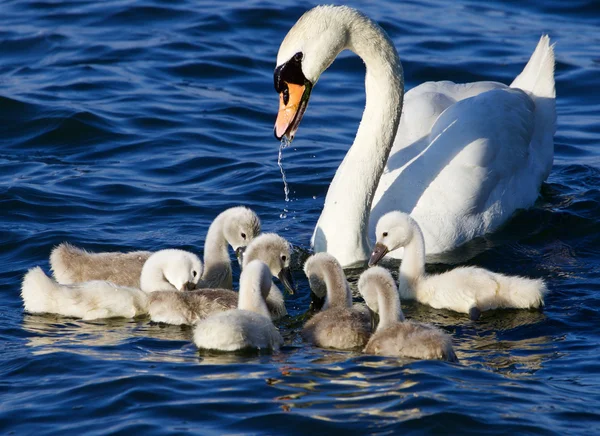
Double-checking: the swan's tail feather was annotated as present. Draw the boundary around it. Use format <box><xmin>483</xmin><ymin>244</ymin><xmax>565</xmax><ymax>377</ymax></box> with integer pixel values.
<box><xmin>510</xmin><ymin>36</ymin><xmax>556</xmax><ymax>179</ymax></box>
<box><xmin>510</xmin><ymin>35</ymin><xmax>555</xmax><ymax>100</ymax></box>
<box><xmin>21</xmin><ymin>267</ymin><xmax>63</xmax><ymax>315</ymax></box>
<box><xmin>496</xmin><ymin>275</ymin><xmax>549</xmax><ymax>309</ymax></box>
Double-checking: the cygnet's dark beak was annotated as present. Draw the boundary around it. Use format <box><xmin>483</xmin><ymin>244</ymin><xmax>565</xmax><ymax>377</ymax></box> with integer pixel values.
<box><xmin>368</xmin><ymin>307</ymin><xmax>380</xmax><ymax>332</ymax></box>
<box><xmin>309</xmin><ymin>291</ymin><xmax>325</xmax><ymax>313</ymax></box>
<box><xmin>278</xmin><ymin>267</ymin><xmax>296</xmax><ymax>295</ymax></box>
<box><xmin>235</xmin><ymin>246</ymin><xmax>246</xmax><ymax>268</ymax></box>
<box><xmin>181</xmin><ymin>281</ymin><xmax>196</xmax><ymax>292</ymax></box>
<box><xmin>368</xmin><ymin>242</ymin><xmax>389</xmax><ymax>267</ymax></box>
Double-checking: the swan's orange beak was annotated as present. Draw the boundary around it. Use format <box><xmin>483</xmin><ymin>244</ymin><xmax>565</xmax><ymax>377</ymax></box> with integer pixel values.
<box><xmin>274</xmin><ymin>81</ymin><xmax>312</xmax><ymax>141</ymax></box>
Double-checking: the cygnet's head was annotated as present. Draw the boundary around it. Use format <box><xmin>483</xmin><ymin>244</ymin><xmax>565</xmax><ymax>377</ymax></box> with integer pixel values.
<box><xmin>274</xmin><ymin>6</ymin><xmax>368</xmax><ymax>140</ymax></box>
<box><xmin>358</xmin><ymin>266</ymin><xmax>403</xmax><ymax>330</ymax></box>
<box><xmin>304</xmin><ymin>252</ymin><xmax>346</xmax><ymax>311</ymax></box>
<box><xmin>369</xmin><ymin>211</ymin><xmax>416</xmax><ymax>266</ymax></box>
<box><xmin>243</xmin><ymin>233</ymin><xmax>295</xmax><ymax>295</ymax></box>
<box><xmin>219</xmin><ymin>206</ymin><xmax>261</xmax><ymax>263</ymax></box>
<box><xmin>141</xmin><ymin>249</ymin><xmax>203</xmax><ymax>293</ymax></box>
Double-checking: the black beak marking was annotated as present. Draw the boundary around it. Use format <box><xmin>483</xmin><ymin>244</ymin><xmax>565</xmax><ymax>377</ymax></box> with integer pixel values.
<box><xmin>278</xmin><ymin>267</ymin><xmax>296</xmax><ymax>295</ymax></box>
<box><xmin>368</xmin><ymin>242</ymin><xmax>389</xmax><ymax>267</ymax></box>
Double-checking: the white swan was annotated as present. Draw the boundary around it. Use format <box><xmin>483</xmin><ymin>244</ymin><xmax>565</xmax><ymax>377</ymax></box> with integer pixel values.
<box><xmin>274</xmin><ymin>5</ymin><xmax>555</xmax><ymax>267</ymax></box>
<box><xmin>369</xmin><ymin>211</ymin><xmax>548</xmax><ymax>320</ymax></box>
<box><xmin>302</xmin><ymin>253</ymin><xmax>371</xmax><ymax>350</ymax></box>
<box><xmin>193</xmin><ymin>260</ymin><xmax>283</xmax><ymax>352</ymax></box>
<box><xmin>21</xmin><ymin>249</ymin><xmax>202</xmax><ymax>320</ymax></box>
<box><xmin>359</xmin><ymin>267</ymin><xmax>457</xmax><ymax>361</ymax></box>
<box><xmin>146</xmin><ymin>232</ymin><xmax>295</xmax><ymax>324</ymax></box>
<box><xmin>50</xmin><ymin>206</ymin><xmax>260</xmax><ymax>289</ymax></box>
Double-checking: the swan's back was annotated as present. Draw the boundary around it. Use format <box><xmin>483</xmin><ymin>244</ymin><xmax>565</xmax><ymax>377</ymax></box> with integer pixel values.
<box><xmin>364</xmin><ymin>320</ymin><xmax>457</xmax><ymax>362</ymax></box>
<box><xmin>371</xmin><ymin>37</ymin><xmax>555</xmax><ymax>256</ymax></box>
<box><xmin>148</xmin><ymin>289</ymin><xmax>238</xmax><ymax>325</ymax></box>
<box><xmin>302</xmin><ymin>306</ymin><xmax>371</xmax><ymax>350</ymax></box>
<box><xmin>193</xmin><ymin>309</ymin><xmax>282</xmax><ymax>352</ymax></box>
<box><xmin>50</xmin><ymin>242</ymin><xmax>151</xmax><ymax>287</ymax></box>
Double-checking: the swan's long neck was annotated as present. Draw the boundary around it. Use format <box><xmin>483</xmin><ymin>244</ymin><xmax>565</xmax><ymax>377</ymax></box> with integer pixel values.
<box><xmin>238</xmin><ymin>269</ymin><xmax>271</xmax><ymax>318</ymax></box>
<box><xmin>398</xmin><ymin>221</ymin><xmax>426</xmax><ymax>299</ymax></box>
<box><xmin>313</xmin><ymin>17</ymin><xmax>404</xmax><ymax>267</ymax></box>
<box><xmin>202</xmin><ymin>212</ymin><xmax>232</xmax><ymax>288</ymax></box>
<box><xmin>376</xmin><ymin>280</ymin><xmax>403</xmax><ymax>330</ymax></box>
<box><xmin>322</xmin><ymin>265</ymin><xmax>352</xmax><ymax>310</ymax></box>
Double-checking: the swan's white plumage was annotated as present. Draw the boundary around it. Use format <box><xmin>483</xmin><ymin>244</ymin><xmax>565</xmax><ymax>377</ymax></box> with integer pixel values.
<box><xmin>373</xmin><ymin>211</ymin><xmax>548</xmax><ymax>317</ymax></box>
<box><xmin>277</xmin><ymin>6</ymin><xmax>555</xmax><ymax>266</ymax></box>
<box><xmin>21</xmin><ymin>249</ymin><xmax>202</xmax><ymax>320</ymax></box>
<box><xmin>193</xmin><ymin>261</ymin><xmax>283</xmax><ymax>352</ymax></box>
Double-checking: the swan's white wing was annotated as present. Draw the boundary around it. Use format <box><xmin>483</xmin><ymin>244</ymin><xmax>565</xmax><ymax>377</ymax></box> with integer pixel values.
<box><xmin>371</xmin><ymin>81</ymin><xmax>539</xmax><ymax>255</ymax></box>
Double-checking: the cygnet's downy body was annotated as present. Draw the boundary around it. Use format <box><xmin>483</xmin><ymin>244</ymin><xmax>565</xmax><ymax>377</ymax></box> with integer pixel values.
<box><xmin>21</xmin><ymin>249</ymin><xmax>201</xmax><ymax>320</ymax></box>
<box><xmin>369</xmin><ymin>211</ymin><xmax>548</xmax><ymax>320</ymax></box>
<box><xmin>147</xmin><ymin>233</ymin><xmax>296</xmax><ymax>324</ymax></box>
<box><xmin>301</xmin><ymin>253</ymin><xmax>371</xmax><ymax>350</ymax></box>
<box><xmin>50</xmin><ymin>206</ymin><xmax>260</xmax><ymax>290</ymax></box>
<box><xmin>359</xmin><ymin>267</ymin><xmax>457</xmax><ymax>362</ymax></box>
<box><xmin>193</xmin><ymin>260</ymin><xmax>283</xmax><ymax>352</ymax></box>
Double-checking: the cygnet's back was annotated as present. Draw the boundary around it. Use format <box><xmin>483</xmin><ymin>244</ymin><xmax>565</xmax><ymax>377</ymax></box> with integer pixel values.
<box><xmin>302</xmin><ymin>253</ymin><xmax>371</xmax><ymax>350</ymax></box>
<box><xmin>193</xmin><ymin>260</ymin><xmax>283</xmax><ymax>352</ymax></box>
<box><xmin>21</xmin><ymin>249</ymin><xmax>201</xmax><ymax>320</ymax></box>
<box><xmin>50</xmin><ymin>243</ymin><xmax>151</xmax><ymax>288</ymax></box>
<box><xmin>359</xmin><ymin>267</ymin><xmax>457</xmax><ymax>362</ymax></box>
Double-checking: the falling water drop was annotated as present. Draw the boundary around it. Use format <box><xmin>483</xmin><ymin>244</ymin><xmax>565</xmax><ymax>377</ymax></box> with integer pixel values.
<box><xmin>278</xmin><ymin>137</ymin><xmax>291</xmax><ymax>203</ymax></box>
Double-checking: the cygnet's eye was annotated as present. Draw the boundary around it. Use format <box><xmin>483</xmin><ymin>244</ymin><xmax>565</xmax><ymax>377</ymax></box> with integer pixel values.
<box><xmin>281</xmin><ymin>255</ymin><xmax>287</xmax><ymax>262</ymax></box>
<box><xmin>282</xmin><ymin>87</ymin><xmax>289</xmax><ymax>105</ymax></box>
<box><xmin>382</xmin><ymin>232</ymin><xmax>388</xmax><ymax>237</ymax></box>
<box><xmin>192</xmin><ymin>270</ymin><xmax>197</xmax><ymax>277</ymax></box>
<box><xmin>241</xmin><ymin>232</ymin><xmax>246</xmax><ymax>240</ymax></box>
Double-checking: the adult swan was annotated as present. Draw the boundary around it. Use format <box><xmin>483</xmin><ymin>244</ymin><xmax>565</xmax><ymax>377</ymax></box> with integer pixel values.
<box><xmin>273</xmin><ymin>5</ymin><xmax>555</xmax><ymax>267</ymax></box>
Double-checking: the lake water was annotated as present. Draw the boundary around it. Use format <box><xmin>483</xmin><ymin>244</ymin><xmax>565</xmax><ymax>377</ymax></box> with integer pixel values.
<box><xmin>1</xmin><ymin>0</ymin><xmax>599</xmax><ymax>434</ymax></box>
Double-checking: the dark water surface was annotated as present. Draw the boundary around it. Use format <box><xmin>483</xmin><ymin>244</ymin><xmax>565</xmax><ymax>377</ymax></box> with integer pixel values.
<box><xmin>1</xmin><ymin>0</ymin><xmax>600</xmax><ymax>434</ymax></box>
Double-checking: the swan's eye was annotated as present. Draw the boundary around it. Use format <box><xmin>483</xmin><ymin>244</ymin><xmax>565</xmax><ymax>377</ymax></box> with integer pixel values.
<box><xmin>383</xmin><ymin>232</ymin><xmax>388</xmax><ymax>237</ymax></box>
<box><xmin>293</xmin><ymin>52</ymin><xmax>303</xmax><ymax>62</ymax></box>
<box><xmin>282</xmin><ymin>87</ymin><xmax>289</xmax><ymax>105</ymax></box>
<box><xmin>281</xmin><ymin>255</ymin><xmax>287</xmax><ymax>262</ymax></box>
<box><xmin>241</xmin><ymin>232</ymin><xmax>246</xmax><ymax>239</ymax></box>
<box><xmin>192</xmin><ymin>271</ymin><xmax>197</xmax><ymax>277</ymax></box>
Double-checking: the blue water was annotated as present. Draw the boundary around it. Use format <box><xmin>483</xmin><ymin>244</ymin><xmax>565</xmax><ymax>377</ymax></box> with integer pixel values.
<box><xmin>1</xmin><ymin>0</ymin><xmax>600</xmax><ymax>433</ymax></box>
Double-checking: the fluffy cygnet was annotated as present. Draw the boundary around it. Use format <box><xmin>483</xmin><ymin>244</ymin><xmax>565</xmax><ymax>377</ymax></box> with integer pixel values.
<box><xmin>359</xmin><ymin>267</ymin><xmax>457</xmax><ymax>362</ymax></box>
<box><xmin>147</xmin><ymin>232</ymin><xmax>296</xmax><ymax>324</ymax></box>
<box><xmin>193</xmin><ymin>260</ymin><xmax>283</xmax><ymax>352</ymax></box>
<box><xmin>301</xmin><ymin>253</ymin><xmax>371</xmax><ymax>350</ymax></box>
<box><xmin>370</xmin><ymin>211</ymin><xmax>548</xmax><ymax>320</ymax></box>
<box><xmin>50</xmin><ymin>206</ymin><xmax>260</xmax><ymax>290</ymax></box>
<box><xmin>242</xmin><ymin>233</ymin><xmax>295</xmax><ymax>320</ymax></box>
<box><xmin>21</xmin><ymin>249</ymin><xmax>201</xmax><ymax>320</ymax></box>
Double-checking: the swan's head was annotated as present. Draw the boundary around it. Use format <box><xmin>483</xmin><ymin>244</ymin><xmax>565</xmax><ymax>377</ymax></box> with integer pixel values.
<box><xmin>240</xmin><ymin>259</ymin><xmax>273</xmax><ymax>301</ymax></box>
<box><xmin>243</xmin><ymin>233</ymin><xmax>296</xmax><ymax>295</ymax></box>
<box><xmin>369</xmin><ymin>211</ymin><xmax>416</xmax><ymax>266</ymax></box>
<box><xmin>221</xmin><ymin>206</ymin><xmax>261</xmax><ymax>264</ymax></box>
<box><xmin>274</xmin><ymin>5</ymin><xmax>360</xmax><ymax>140</ymax></box>
<box><xmin>303</xmin><ymin>252</ymin><xmax>345</xmax><ymax>311</ymax></box>
<box><xmin>141</xmin><ymin>249</ymin><xmax>203</xmax><ymax>293</ymax></box>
